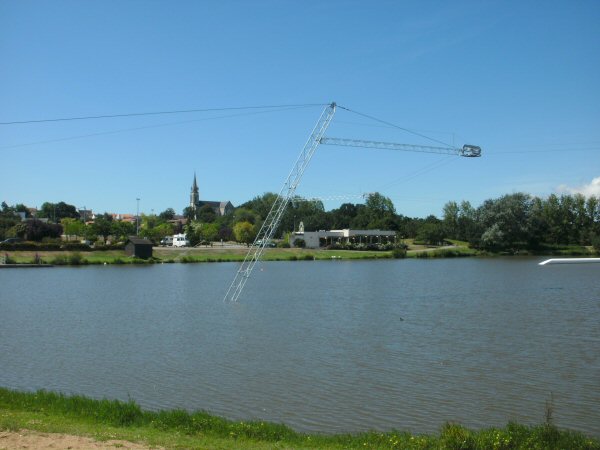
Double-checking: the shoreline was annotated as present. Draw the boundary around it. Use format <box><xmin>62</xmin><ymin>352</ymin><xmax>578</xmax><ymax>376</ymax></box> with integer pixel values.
<box><xmin>0</xmin><ymin>388</ymin><xmax>598</xmax><ymax>449</ymax></box>
<box><xmin>1</xmin><ymin>242</ymin><xmax>597</xmax><ymax>266</ymax></box>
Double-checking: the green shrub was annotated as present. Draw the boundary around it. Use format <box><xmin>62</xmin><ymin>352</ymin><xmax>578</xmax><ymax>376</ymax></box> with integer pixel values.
<box><xmin>440</xmin><ymin>423</ymin><xmax>475</xmax><ymax>449</ymax></box>
<box><xmin>61</xmin><ymin>243</ymin><xmax>92</xmax><ymax>251</ymax></box>
<box><xmin>392</xmin><ymin>247</ymin><xmax>407</xmax><ymax>258</ymax></box>
<box><xmin>433</xmin><ymin>249</ymin><xmax>470</xmax><ymax>258</ymax></box>
<box><xmin>592</xmin><ymin>234</ymin><xmax>600</xmax><ymax>254</ymax></box>
<box><xmin>50</xmin><ymin>255</ymin><xmax>68</xmax><ymax>265</ymax></box>
<box><xmin>3</xmin><ymin>253</ymin><xmax>15</xmax><ymax>264</ymax></box>
<box><xmin>68</xmin><ymin>252</ymin><xmax>86</xmax><ymax>265</ymax></box>
<box><xmin>0</xmin><ymin>242</ymin><xmax>60</xmax><ymax>251</ymax></box>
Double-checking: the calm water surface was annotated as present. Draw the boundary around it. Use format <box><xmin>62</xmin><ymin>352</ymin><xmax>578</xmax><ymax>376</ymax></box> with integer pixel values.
<box><xmin>0</xmin><ymin>258</ymin><xmax>599</xmax><ymax>436</ymax></box>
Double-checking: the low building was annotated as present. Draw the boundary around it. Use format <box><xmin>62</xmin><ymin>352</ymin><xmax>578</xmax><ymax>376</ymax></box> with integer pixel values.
<box><xmin>289</xmin><ymin>228</ymin><xmax>397</xmax><ymax>249</ymax></box>
<box><xmin>125</xmin><ymin>236</ymin><xmax>153</xmax><ymax>259</ymax></box>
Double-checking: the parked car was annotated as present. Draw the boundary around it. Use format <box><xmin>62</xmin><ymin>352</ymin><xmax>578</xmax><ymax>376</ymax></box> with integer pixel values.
<box><xmin>160</xmin><ymin>236</ymin><xmax>174</xmax><ymax>246</ymax></box>
<box><xmin>254</xmin><ymin>239</ymin><xmax>276</xmax><ymax>247</ymax></box>
<box><xmin>0</xmin><ymin>237</ymin><xmax>23</xmax><ymax>244</ymax></box>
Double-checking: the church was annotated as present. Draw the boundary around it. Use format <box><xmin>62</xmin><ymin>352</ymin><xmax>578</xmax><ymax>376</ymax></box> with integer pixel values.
<box><xmin>189</xmin><ymin>173</ymin><xmax>234</xmax><ymax>218</ymax></box>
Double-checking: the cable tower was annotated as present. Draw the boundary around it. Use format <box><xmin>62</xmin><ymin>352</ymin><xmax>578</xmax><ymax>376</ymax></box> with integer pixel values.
<box><xmin>224</xmin><ymin>102</ymin><xmax>337</xmax><ymax>302</ymax></box>
<box><xmin>224</xmin><ymin>103</ymin><xmax>481</xmax><ymax>303</ymax></box>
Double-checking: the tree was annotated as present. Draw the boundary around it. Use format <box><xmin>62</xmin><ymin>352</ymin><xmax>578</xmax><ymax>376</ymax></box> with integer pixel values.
<box><xmin>218</xmin><ymin>225</ymin><xmax>233</xmax><ymax>241</ymax></box>
<box><xmin>543</xmin><ymin>194</ymin><xmax>564</xmax><ymax>244</ymax></box>
<box><xmin>140</xmin><ymin>221</ymin><xmax>172</xmax><ymax>244</ymax></box>
<box><xmin>592</xmin><ymin>233</ymin><xmax>600</xmax><ymax>253</ymax></box>
<box><xmin>233</xmin><ymin>208</ymin><xmax>259</xmax><ymax>225</ymax></box>
<box><xmin>0</xmin><ymin>203</ymin><xmax>21</xmax><ymax>240</ymax></box>
<box><xmin>279</xmin><ymin>198</ymin><xmax>330</xmax><ymax>235</ymax></box>
<box><xmin>141</xmin><ymin>214</ymin><xmax>160</xmax><ymax>230</ymax></box>
<box><xmin>154</xmin><ymin>222</ymin><xmax>175</xmax><ymax>240</ymax></box>
<box><xmin>39</xmin><ymin>202</ymin><xmax>79</xmax><ymax>222</ymax></box>
<box><xmin>329</xmin><ymin>203</ymin><xmax>359</xmax><ymax>229</ymax></box>
<box><xmin>458</xmin><ymin>200</ymin><xmax>478</xmax><ymax>243</ymax></box>
<box><xmin>187</xmin><ymin>221</ymin><xmax>219</xmax><ymax>245</ymax></box>
<box><xmin>239</xmin><ymin>193</ymin><xmax>278</xmax><ymax>220</ymax></box>
<box><xmin>91</xmin><ymin>213</ymin><xmax>113</xmax><ymax>242</ymax></box>
<box><xmin>200</xmin><ymin>223</ymin><xmax>220</xmax><ymax>242</ymax></box>
<box><xmin>158</xmin><ymin>208</ymin><xmax>176</xmax><ymax>221</ymax></box>
<box><xmin>366</xmin><ymin>192</ymin><xmax>396</xmax><ymax>216</ymax></box>
<box><xmin>416</xmin><ymin>222</ymin><xmax>445</xmax><ymax>245</ymax></box>
<box><xmin>12</xmin><ymin>220</ymin><xmax>62</xmax><ymax>241</ymax></box>
<box><xmin>197</xmin><ymin>204</ymin><xmax>216</xmax><ymax>223</ymax></box>
<box><xmin>61</xmin><ymin>217</ymin><xmax>85</xmax><ymax>238</ymax></box>
<box><xmin>477</xmin><ymin>193</ymin><xmax>532</xmax><ymax>250</ymax></box>
<box><xmin>1</xmin><ymin>202</ymin><xmax>29</xmax><ymax>217</ymax></box>
<box><xmin>112</xmin><ymin>220</ymin><xmax>136</xmax><ymax>241</ymax></box>
<box><xmin>442</xmin><ymin>201</ymin><xmax>459</xmax><ymax>239</ymax></box>
<box><xmin>527</xmin><ymin>197</ymin><xmax>547</xmax><ymax>248</ymax></box>
<box><xmin>233</xmin><ymin>221</ymin><xmax>256</xmax><ymax>246</ymax></box>
<box><xmin>480</xmin><ymin>223</ymin><xmax>504</xmax><ymax>250</ymax></box>
<box><xmin>183</xmin><ymin>206</ymin><xmax>196</xmax><ymax>222</ymax></box>
<box><xmin>352</xmin><ymin>193</ymin><xmax>397</xmax><ymax>230</ymax></box>
<box><xmin>586</xmin><ymin>196</ymin><xmax>600</xmax><ymax>241</ymax></box>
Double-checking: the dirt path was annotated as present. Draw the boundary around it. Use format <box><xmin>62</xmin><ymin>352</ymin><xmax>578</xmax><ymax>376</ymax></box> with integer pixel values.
<box><xmin>0</xmin><ymin>429</ymin><xmax>162</xmax><ymax>450</ymax></box>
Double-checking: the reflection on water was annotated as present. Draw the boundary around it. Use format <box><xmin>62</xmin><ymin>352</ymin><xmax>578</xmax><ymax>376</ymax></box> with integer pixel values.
<box><xmin>0</xmin><ymin>258</ymin><xmax>599</xmax><ymax>436</ymax></box>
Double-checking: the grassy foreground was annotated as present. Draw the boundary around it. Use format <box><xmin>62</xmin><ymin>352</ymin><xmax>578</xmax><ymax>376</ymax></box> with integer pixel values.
<box><xmin>0</xmin><ymin>388</ymin><xmax>598</xmax><ymax>450</ymax></box>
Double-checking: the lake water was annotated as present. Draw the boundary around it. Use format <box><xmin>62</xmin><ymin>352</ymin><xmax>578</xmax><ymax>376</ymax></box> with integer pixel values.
<box><xmin>0</xmin><ymin>258</ymin><xmax>599</xmax><ymax>436</ymax></box>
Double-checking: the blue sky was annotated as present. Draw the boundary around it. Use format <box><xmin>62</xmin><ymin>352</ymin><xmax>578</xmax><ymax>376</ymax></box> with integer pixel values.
<box><xmin>1</xmin><ymin>1</ymin><xmax>599</xmax><ymax>218</ymax></box>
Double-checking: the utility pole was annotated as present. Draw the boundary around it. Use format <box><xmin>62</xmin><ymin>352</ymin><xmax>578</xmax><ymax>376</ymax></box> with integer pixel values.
<box><xmin>136</xmin><ymin>198</ymin><xmax>140</xmax><ymax>235</ymax></box>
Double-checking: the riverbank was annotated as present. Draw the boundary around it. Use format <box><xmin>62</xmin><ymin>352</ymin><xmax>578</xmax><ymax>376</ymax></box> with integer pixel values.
<box><xmin>0</xmin><ymin>242</ymin><xmax>477</xmax><ymax>266</ymax></box>
<box><xmin>1</xmin><ymin>241</ymin><xmax>596</xmax><ymax>266</ymax></box>
<box><xmin>0</xmin><ymin>388</ymin><xmax>597</xmax><ymax>450</ymax></box>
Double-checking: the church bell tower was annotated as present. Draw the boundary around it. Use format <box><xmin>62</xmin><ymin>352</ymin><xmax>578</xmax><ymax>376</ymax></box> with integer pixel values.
<box><xmin>190</xmin><ymin>172</ymin><xmax>199</xmax><ymax>209</ymax></box>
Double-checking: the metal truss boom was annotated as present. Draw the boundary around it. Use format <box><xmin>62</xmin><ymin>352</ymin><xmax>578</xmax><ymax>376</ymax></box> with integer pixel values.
<box><xmin>319</xmin><ymin>137</ymin><xmax>481</xmax><ymax>157</ymax></box>
<box><xmin>223</xmin><ymin>102</ymin><xmax>337</xmax><ymax>303</ymax></box>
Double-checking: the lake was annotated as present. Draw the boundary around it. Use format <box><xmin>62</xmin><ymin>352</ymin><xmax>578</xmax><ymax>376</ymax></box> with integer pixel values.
<box><xmin>0</xmin><ymin>258</ymin><xmax>599</xmax><ymax>436</ymax></box>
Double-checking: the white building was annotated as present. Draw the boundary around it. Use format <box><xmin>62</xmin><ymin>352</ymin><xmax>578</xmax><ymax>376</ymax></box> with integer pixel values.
<box><xmin>289</xmin><ymin>228</ymin><xmax>396</xmax><ymax>249</ymax></box>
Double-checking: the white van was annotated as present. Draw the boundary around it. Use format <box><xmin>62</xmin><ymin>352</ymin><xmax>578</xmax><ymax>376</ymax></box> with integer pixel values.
<box><xmin>172</xmin><ymin>233</ymin><xmax>189</xmax><ymax>247</ymax></box>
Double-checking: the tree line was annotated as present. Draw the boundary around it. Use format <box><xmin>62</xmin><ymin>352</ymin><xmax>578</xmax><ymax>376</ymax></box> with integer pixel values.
<box><xmin>2</xmin><ymin>192</ymin><xmax>599</xmax><ymax>252</ymax></box>
<box><xmin>0</xmin><ymin>202</ymin><xmax>182</xmax><ymax>244</ymax></box>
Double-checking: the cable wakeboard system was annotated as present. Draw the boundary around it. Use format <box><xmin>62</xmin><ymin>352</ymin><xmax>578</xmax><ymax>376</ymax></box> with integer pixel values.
<box><xmin>223</xmin><ymin>102</ymin><xmax>482</xmax><ymax>302</ymax></box>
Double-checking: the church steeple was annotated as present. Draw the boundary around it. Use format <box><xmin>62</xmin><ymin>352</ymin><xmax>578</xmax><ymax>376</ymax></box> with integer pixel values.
<box><xmin>190</xmin><ymin>172</ymin><xmax>199</xmax><ymax>209</ymax></box>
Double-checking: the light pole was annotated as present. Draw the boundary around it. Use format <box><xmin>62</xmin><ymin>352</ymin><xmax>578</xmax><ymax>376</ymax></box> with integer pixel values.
<box><xmin>136</xmin><ymin>198</ymin><xmax>140</xmax><ymax>236</ymax></box>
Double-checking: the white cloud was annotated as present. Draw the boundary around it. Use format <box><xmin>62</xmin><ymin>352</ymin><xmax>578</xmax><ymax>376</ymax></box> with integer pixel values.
<box><xmin>557</xmin><ymin>176</ymin><xmax>600</xmax><ymax>197</ymax></box>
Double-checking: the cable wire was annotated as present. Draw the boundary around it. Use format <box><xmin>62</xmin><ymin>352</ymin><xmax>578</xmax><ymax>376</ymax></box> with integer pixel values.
<box><xmin>0</xmin><ymin>105</ymin><xmax>314</xmax><ymax>150</ymax></box>
<box><xmin>0</xmin><ymin>103</ymin><xmax>327</xmax><ymax>125</ymax></box>
<box><xmin>337</xmin><ymin>105</ymin><xmax>456</xmax><ymax>148</ymax></box>
<box><xmin>376</xmin><ymin>155</ymin><xmax>458</xmax><ymax>191</ymax></box>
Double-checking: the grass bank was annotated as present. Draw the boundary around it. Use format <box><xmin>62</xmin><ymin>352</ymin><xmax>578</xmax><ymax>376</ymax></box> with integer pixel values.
<box><xmin>2</xmin><ymin>244</ymin><xmax>478</xmax><ymax>265</ymax></box>
<box><xmin>0</xmin><ymin>388</ymin><xmax>598</xmax><ymax>450</ymax></box>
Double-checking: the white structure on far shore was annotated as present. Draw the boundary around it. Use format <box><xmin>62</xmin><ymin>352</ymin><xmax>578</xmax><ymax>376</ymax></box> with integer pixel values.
<box><xmin>289</xmin><ymin>227</ymin><xmax>396</xmax><ymax>249</ymax></box>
